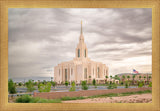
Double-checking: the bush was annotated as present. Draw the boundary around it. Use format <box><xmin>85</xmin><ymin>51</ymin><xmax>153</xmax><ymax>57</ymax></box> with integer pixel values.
<box><xmin>15</xmin><ymin>95</ymin><xmax>61</xmax><ymax>103</ymax></box>
<box><xmin>16</xmin><ymin>95</ymin><xmax>32</xmax><ymax>103</ymax></box>
<box><xmin>107</xmin><ymin>83</ymin><xmax>117</xmax><ymax>89</ymax></box>
<box><xmin>92</xmin><ymin>79</ymin><xmax>97</xmax><ymax>88</ymax></box>
<box><xmin>51</xmin><ymin>81</ymin><xmax>56</xmax><ymax>88</ymax></box>
<box><xmin>138</xmin><ymin>82</ymin><xmax>143</xmax><ymax>88</ymax></box>
<box><xmin>125</xmin><ymin>82</ymin><xmax>129</xmax><ymax>88</ymax></box>
<box><xmin>8</xmin><ymin>79</ymin><xmax>17</xmax><ymax>94</ymax></box>
<box><xmin>81</xmin><ymin>81</ymin><xmax>88</xmax><ymax>90</ymax></box>
<box><xmin>25</xmin><ymin>80</ymin><xmax>36</xmax><ymax>92</ymax></box>
<box><xmin>69</xmin><ymin>81</ymin><xmax>76</xmax><ymax>91</ymax></box>
<box><xmin>148</xmin><ymin>82</ymin><xmax>152</xmax><ymax>87</ymax></box>
<box><xmin>38</xmin><ymin>82</ymin><xmax>52</xmax><ymax>92</ymax></box>
<box><xmin>65</xmin><ymin>81</ymin><xmax>69</xmax><ymax>87</ymax></box>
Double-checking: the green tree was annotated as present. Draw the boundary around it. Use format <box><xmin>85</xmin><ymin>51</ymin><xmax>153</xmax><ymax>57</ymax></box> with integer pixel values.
<box><xmin>51</xmin><ymin>81</ymin><xmax>56</xmax><ymax>88</ymax></box>
<box><xmin>8</xmin><ymin>79</ymin><xmax>16</xmax><ymax>94</ymax></box>
<box><xmin>125</xmin><ymin>81</ymin><xmax>129</xmax><ymax>88</ymax></box>
<box><xmin>65</xmin><ymin>81</ymin><xmax>69</xmax><ymax>87</ymax></box>
<box><xmin>139</xmin><ymin>76</ymin><xmax>142</xmax><ymax>81</ymax></box>
<box><xmin>127</xmin><ymin>75</ymin><xmax>130</xmax><ymax>81</ymax></box>
<box><xmin>105</xmin><ymin>75</ymin><xmax>108</xmax><ymax>81</ymax></box>
<box><xmin>69</xmin><ymin>81</ymin><xmax>76</xmax><ymax>91</ymax></box>
<box><xmin>122</xmin><ymin>75</ymin><xmax>125</xmax><ymax>84</ymax></box>
<box><xmin>110</xmin><ymin>75</ymin><xmax>112</xmax><ymax>79</ymax></box>
<box><xmin>38</xmin><ymin>82</ymin><xmax>52</xmax><ymax>92</ymax></box>
<box><xmin>81</xmin><ymin>81</ymin><xmax>88</xmax><ymax>90</ymax></box>
<box><xmin>18</xmin><ymin>82</ymin><xmax>22</xmax><ymax>87</ymax></box>
<box><xmin>149</xmin><ymin>76</ymin><xmax>151</xmax><ymax>80</ymax></box>
<box><xmin>25</xmin><ymin>80</ymin><xmax>36</xmax><ymax>92</ymax></box>
<box><xmin>148</xmin><ymin>82</ymin><xmax>152</xmax><ymax>87</ymax></box>
<box><xmin>132</xmin><ymin>75</ymin><xmax>136</xmax><ymax>85</ymax></box>
<box><xmin>92</xmin><ymin>79</ymin><xmax>97</xmax><ymax>88</ymax></box>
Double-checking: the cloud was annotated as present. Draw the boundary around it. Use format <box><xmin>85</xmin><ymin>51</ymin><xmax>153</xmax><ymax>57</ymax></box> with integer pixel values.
<box><xmin>8</xmin><ymin>8</ymin><xmax>152</xmax><ymax>78</ymax></box>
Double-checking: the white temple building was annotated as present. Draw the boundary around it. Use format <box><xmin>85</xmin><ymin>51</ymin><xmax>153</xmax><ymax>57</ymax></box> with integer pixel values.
<box><xmin>54</xmin><ymin>21</ymin><xmax>109</xmax><ymax>84</ymax></box>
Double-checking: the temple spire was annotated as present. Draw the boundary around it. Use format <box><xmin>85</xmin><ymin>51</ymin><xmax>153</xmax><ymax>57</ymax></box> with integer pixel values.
<box><xmin>81</xmin><ymin>20</ymin><xmax>82</xmax><ymax>34</ymax></box>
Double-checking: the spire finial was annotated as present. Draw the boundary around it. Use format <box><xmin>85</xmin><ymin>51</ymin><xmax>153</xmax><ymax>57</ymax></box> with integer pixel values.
<box><xmin>81</xmin><ymin>20</ymin><xmax>82</xmax><ymax>34</ymax></box>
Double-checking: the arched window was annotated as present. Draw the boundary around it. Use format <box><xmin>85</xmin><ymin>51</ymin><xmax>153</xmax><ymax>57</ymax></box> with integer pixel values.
<box><xmin>78</xmin><ymin>49</ymin><xmax>80</xmax><ymax>57</ymax></box>
<box><xmin>84</xmin><ymin>49</ymin><xmax>86</xmax><ymax>57</ymax></box>
<box><xmin>84</xmin><ymin>68</ymin><xmax>87</xmax><ymax>79</ymax></box>
<box><xmin>97</xmin><ymin>67</ymin><xmax>100</xmax><ymax>78</ymax></box>
<box><xmin>59</xmin><ymin>69</ymin><xmax>60</xmax><ymax>76</ymax></box>
<box><xmin>65</xmin><ymin>69</ymin><xmax>67</xmax><ymax>81</ymax></box>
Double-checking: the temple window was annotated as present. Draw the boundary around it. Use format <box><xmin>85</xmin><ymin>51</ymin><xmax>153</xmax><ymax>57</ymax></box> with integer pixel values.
<box><xmin>78</xmin><ymin>49</ymin><xmax>80</xmax><ymax>57</ymax></box>
<box><xmin>71</xmin><ymin>68</ymin><xmax>73</xmax><ymax>75</ymax></box>
<box><xmin>97</xmin><ymin>67</ymin><xmax>100</xmax><ymax>78</ymax></box>
<box><xmin>65</xmin><ymin>69</ymin><xmax>67</xmax><ymax>81</ymax></box>
<box><xmin>84</xmin><ymin>49</ymin><xmax>86</xmax><ymax>57</ymax></box>
<box><xmin>84</xmin><ymin>68</ymin><xmax>87</xmax><ymax>79</ymax></box>
<box><xmin>59</xmin><ymin>69</ymin><xmax>60</xmax><ymax>76</ymax></box>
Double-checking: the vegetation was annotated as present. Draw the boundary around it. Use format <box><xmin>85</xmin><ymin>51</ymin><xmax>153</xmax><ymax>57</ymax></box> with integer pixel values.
<box><xmin>125</xmin><ymin>81</ymin><xmax>129</xmax><ymax>88</ymax></box>
<box><xmin>114</xmin><ymin>75</ymin><xmax>120</xmax><ymax>80</ymax></box>
<box><xmin>61</xmin><ymin>96</ymin><xmax>86</xmax><ymax>101</ymax></box>
<box><xmin>15</xmin><ymin>95</ymin><xmax>61</xmax><ymax>103</ymax></box>
<box><xmin>18</xmin><ymin>82</ymin><xmax>22</xmax><ymax>87</ymax></box>
<box><xmin>81</xmin><ymin>81</ymin><xmax>88</xmax><ymax>90</ymax></box>
<box><xmin>25</xmin><ymin>80</ymin><xmax>36</xmax><ymax>92</ymax></box>
<box><xmin>65</xmin><ymin>81</ymin><xmax>69</xmax><ymax>87</ymax></box>
<box><xmin>69</xmin><ymin>81</ymin><xmax>76</xmax><ymax>91</ymax></box>
<box><xmin>8</xmin><ymin>79</ymin><xmax>17</xmax><ymax>94</ymax></box>
<box><xmin>148</xmin><ymin>82</ymin><xmax>152</xmax><ymax>87</ymax></box>
<box><xmin>92</xmin><ymin>79</ymin><xmax>97</xmax><ymax>88</ymax></box>
<box><xmin>127</xmin><ymin>75</ymin><xmax>130</xmax><ymax>81</ymax></box>
<box><xmin>38</xmin><ymin>82</ymin><xmax>52</xmax><ymax>92</ymax></box>
<box><xmin>51</xmin><ymin>81</ymin><xmax>56</xmax><ymax>88</ymax></box>
<box><xmin>107</xmin><ymin>83</ymin><xmax>117</xmax><ymax>89</ymax></box>
<box><xmin>138</xmin><ymin>82</ymin><xmax>144</xmax><ymax>88</ymax></box>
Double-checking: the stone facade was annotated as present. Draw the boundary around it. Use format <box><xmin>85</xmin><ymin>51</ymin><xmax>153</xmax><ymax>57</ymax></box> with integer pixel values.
<box><xmin>54</xmin><ymin>22</ymin><xmax>109</xmax><ymax>84</ymax></box>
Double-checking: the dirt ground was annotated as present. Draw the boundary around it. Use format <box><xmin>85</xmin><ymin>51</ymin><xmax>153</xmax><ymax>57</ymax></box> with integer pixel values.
<box><xmin>62</xmin><ymin>93</ymin><xmax>152</xmax><ymax>103</ymax></box>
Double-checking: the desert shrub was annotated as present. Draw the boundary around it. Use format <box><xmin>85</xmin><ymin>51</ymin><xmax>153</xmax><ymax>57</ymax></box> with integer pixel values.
<box><xmin>15</xmin><ymin>95</ymin><xmax>61</xmax><ymax>103</ymax></box>
<box><xmin>125</xmin><ymin>82</ymin><xmax>129</xmax><ymax>88</ymax></box>
<box><xmin>25</xmin><ymin>80</ymin><xmax>36</xmax><ymax>92</ymax></box>
<box><xmin>138</xmin><ymin>82</ymin><xmax>143</xmax><ymax>88</ymax></box>
<box><xmin>16</xmin><ymin>95</ymin><xmax>32</xmax><ymax>103</ymax></box>
<box><xmin>69</xmin><ymin>81</ymin><xmax>76</xmax><ymax>91</ymax></box>
<box><xmin>81</xmin><ymin>81</ymin><xmax>88</xmax><ymax>90</ymax></box>
<box><xmin>38</xmin><ymin>82</ymin><xmax>51</xmax><ymax>92</ymax></box>
<box><xmin>8</xmin><ymin>79</ymin><xmax>17</xmax><ymax>94</ymax></box>
<box><xmin>107</xmin><ymin>83</ymin><xmax>117</xmax><ymax>89</ymax></box>
<box><xmin>148</xmin><ymin>82</ymin><xmax>152</xmax><ymax>87</ymax></box>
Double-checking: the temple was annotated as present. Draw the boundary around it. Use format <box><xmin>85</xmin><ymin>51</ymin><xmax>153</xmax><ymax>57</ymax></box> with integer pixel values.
<box><xmin>54</xmin><ymin>21</ymin><xmax>109</xmax><ymax>84</ymax></box>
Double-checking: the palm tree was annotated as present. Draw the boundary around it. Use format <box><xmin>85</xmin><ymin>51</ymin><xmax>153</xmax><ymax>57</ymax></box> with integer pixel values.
<box><xmin>132</xmin><ymin>75</ymin><xmax>136</xmax><ymax>85</ymax></box>
<box><xmin>105</xmin><ymin>75</ymin><xmax>108</xmax><ymax>83</ymax></box>
<box><xmin>127</xmin><ymin>75</ymin><xmax>130</xmax><ymax>81</ymax></box>
<box><xmin>110</xmin><ymin>75</ymin><xmax>112</xmax><ymax>79</ymax></box>
<box><xmin>139</xmin><ymin>76</ymin><xmax>142</xmax><ymax>81</ymax></box>
<box><xmin>143</xmin><ymin>76</ymin><xmax>146</xmax><ymax>85</ymax></box>
<box><xmin>149</xmin><ymin>76</ymin><xmax>152</xmax><ymax>81</ymax></box>
<box><xmin>122</xmin><ymin>75</ymin><xmax>125</xmax><ymax>84</ymax></box>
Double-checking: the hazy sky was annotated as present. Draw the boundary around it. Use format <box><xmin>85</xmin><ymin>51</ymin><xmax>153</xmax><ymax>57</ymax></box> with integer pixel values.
<box><xmin>8</xmin><ymin>8</ymin><xmax>152</xmax><ymax>79</ymax></box>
